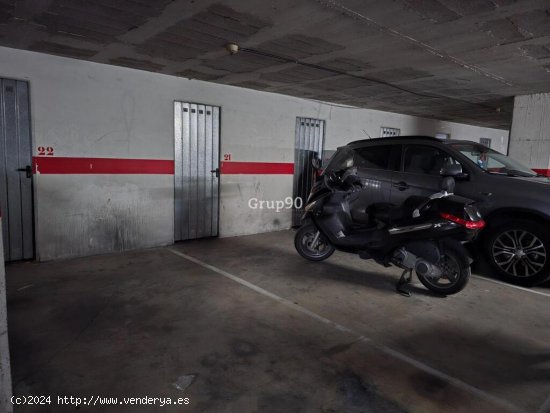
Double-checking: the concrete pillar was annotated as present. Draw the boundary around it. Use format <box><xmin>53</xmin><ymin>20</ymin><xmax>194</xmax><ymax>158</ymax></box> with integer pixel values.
<box><xmin>509</xmin><ymin>93</ymin><xmax>550</xmax><ymax>176</ymax></box>
<box><xmin>0</xmin><ymin>216</ymin><xmax>13</xmax><ymax>413</ymax></box>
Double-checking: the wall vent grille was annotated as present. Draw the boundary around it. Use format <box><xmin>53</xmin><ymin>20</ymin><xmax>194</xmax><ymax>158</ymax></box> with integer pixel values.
<box><xmin>380</xmin><ymin>127</ymin><xmax>400</xmax><ymax>137</ymax></box>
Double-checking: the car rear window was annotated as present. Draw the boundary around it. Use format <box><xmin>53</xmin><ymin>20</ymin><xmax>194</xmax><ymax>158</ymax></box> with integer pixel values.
<box><xmin>354</xmin><ymin>145</ymin><xmax>393</xmax><ymax>170</ymax></box>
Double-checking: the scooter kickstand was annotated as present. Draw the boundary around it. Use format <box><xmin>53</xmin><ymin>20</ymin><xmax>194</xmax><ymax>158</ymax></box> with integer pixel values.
<box><xmin>396</xmin><ymin>269</ymin><xmax>413</xmax><ymax>297</ymax></box>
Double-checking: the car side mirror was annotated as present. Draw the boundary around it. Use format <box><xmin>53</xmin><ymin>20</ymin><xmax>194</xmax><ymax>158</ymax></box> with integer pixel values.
<box><xmin>312</xmin><ymin>157</ymin><xmax>321</xmax><ymax>170</ymax></box>
<box><xmin>440</xmin><ymin>164</ymin><xmax>462</xmax><ymax>177</ymax></box>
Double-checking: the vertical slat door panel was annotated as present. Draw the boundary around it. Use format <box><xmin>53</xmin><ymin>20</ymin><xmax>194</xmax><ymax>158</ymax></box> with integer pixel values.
<box><xmin>197</xmin><ymin>105</ymin><xmax>206</xmax><ymax>238</ymax></box>
<box><xmin>292</xmin><ymin>119</ymin><xmax>302</xmax><ymax>226</ymax></box>
<box><xmin>181</xmin><ymin>103</ymin><xmax>191</xmax><ymax>239</ymax></box>
<box><xmin>318</xmin><ymin>122</ymin><xmax>325</xmax><ymax>156</ymax></box>
<box><xmin>211</xmin><ymin>106</ymin><xmax>220</xmax><ymax>236</ymax></box>
<box><xmin>174</xmin><ymin>102</ymin><xmax>184</xmax><ymax>241</ymax></box>
<box><xmin>0</xmin><ymin>78</ymin><xmax>34</xmax><ymax>261</ymax></box>
<box><xmin>174</xmin><ymin>102</ymin><xmax>220</xmax><ymax>241</ymax></box>
<box><xmin>292</xmin><ymin>117</ymin><xmax>325</xmax><ymax>226</ymax></box>
<box><xmin>188</xmin><ymin>104</ymin><xmax>198</xmax><ymax>239</ymax></box>
<box><xmin>16</xmin><ymin>81</ymin><xmax>33</xmax><ymax>259</ymax></box>
<box><xmin>0</xmin><ymin>80</ymin><xmax>9</xmax><ymax>260</ymax></box>
<box><xmin>204</xmin><ymin>108</ymin><xmax>213</xmax><ymax>237</ymax></box>
<box><xmin>4</xmin><ymin>79</ymin><xmax>23</xmax><ymax>260</ymax></box>
<box><xmin>305</xmin><ymin>119</ymin><xmax>313</xmax><ymax>211</ymax></box>
<box><xmin>302</xmin><ymin>119</ymin><xmax>309</xmax><ymax>220</ymax></box>
<box><xmin>293</xmin><ymin>118</ymin><xmax>301</xmax><ymax>226</ymax></box>
<box><xmin>298</xmin><ymin>118</ymin><xmax>307</xmax><ymax>225</ymax></box>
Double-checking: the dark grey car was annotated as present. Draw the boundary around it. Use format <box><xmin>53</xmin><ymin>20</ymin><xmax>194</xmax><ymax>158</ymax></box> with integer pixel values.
<box><xmin>334</xmin><ymin>136</ymin><xmax>550</xmax><ymax>286</ymax></box>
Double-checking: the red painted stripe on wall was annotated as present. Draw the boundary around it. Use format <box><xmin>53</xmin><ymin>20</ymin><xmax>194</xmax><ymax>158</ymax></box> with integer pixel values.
<box><xmin>532</xmin><ymin>168</ymin><xmax>550</xmax><ymax>177</ymax></box>
<box><xmin>33</xmin><ymin>156</ymin><xmax>174</xmax><ymax>174</ymax></box>
<box><xmin>220</xmin><ymin>161</ymin><xmax>294</xmax><ymax>175</ymax></box>
<box><xmin>32</xmin><ymin>157</ymin><xmax>295</xmax><ymax>175</ymax></box>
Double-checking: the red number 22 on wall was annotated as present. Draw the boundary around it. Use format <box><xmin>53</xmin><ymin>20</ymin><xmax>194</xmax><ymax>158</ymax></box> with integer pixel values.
<box><xmin>38</xmin><ymin>146</ymin><xmax>55</xmax><ymax>156</ymax></box>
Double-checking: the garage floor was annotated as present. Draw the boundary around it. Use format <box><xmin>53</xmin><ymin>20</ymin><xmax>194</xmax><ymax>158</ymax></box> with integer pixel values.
<box><xmin>6</xmin><ymin>230</ymin><xmax>550</xmax><ymax>413</ymax></box>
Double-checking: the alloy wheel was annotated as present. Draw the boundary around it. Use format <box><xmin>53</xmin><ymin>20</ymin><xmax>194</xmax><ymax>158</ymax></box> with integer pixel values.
<box><xmin>492</xmin><ymin>230</ymin><xmax>547</xmax><ymax>278</ymax></box>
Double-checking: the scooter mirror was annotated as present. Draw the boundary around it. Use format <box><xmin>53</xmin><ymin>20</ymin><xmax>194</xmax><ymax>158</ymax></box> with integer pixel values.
<box><xmin>441</xmin><ymin>176</ymin><xmax>455</xmax><ymax>193</ymax></box>
<box><xmin>440</xmin><ymin>164</ymin><xmax>462</xmax><ymax>177</ymax></box>
<box><xmin>312</xmin><ymin>157</ymin><xmax>321</xmax><ymax>170</ymax></box>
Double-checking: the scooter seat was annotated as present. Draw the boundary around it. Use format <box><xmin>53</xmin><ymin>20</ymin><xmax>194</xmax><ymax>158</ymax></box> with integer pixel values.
<box><xmin>369</xmin><ymin>196</ymin><xmax>428</xmax><ymax>225</ymax></box>
<box><xmin>368</xmin><ymin>203</ymin><xmax>403</xmax><ymax>225</ymax></box>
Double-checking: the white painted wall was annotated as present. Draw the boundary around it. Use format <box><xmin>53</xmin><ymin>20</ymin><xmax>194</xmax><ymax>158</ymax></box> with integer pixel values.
<box><xmin>324</xmin><ymin>108</ymin><xmax>509</xmax><ymax>154</ymax></box>
<box><xmin>509</xmin><ymin>93</ymin><xmax>550</xmax><ymax>170</ymax></box>
<box><xmin>0</xmin><ymin>218</ymin><xmax>13</xmax><ymax>413</ymax></box>
<box><xmin>0</xmin><ymin>46</ymin><xmax>509</xmax><ymax>259</ymax></box>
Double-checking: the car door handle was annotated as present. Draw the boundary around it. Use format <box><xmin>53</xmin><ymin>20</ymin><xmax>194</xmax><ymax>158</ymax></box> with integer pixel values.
<box><xmin>393</xmin><ymin>181</ymin><xmax>409</xmax><ymax>191</ymax></box>
<box><xmin>16</xmin><ymin>165</ymin><xmax>32</xmax><ymax>178</ymax></box>
<box><xmin>210</xmin><ymin>168</ymin><xmax>220</xmax><ymax>178</ymax></box>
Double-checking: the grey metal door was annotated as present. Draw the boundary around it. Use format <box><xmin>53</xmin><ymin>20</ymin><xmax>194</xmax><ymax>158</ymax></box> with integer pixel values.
<box><xmin>174</xmin><ymin>102</ymin><xmax>220</xmax><ymax>241</ymax></box>
<box><xmin>0</xmin><ymin>78</ymin><xmax>33</xmax><ymax>261</ymax></box>
<box><xmin>292</xmin><ymin>117</ymin><xmax>325</xmax><ymax>226</ymax></box>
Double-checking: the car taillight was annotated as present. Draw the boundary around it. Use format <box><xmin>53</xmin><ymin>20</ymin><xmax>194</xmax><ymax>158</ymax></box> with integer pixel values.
<box><xmin>440</xmin><ymin>212</ymin><xmax>486</xmax><ymax>229</ymax></box>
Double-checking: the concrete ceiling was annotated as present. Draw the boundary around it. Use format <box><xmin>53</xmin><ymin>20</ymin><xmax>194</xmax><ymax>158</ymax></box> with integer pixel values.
<box><xmin>1</xmin><ymin>0</ymin><xmax>550</xmax><ymax>129</ymax></box>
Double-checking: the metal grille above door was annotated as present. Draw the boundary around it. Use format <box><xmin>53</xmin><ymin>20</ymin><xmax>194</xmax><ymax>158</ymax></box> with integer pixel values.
<box><xmin>174</xmin><ymin>102</ymin><xmax>220</xmax><ymax>241</ymax></box>
<box><xmin>292</xmin><ymin>117</ymin><xmax>325</xmax><ymax>226</ymax></box>
<box><xmin>480</xmin><ymin>137</ymin><xmax>492</xmax><ymax>148</ymax></box>
<box><xmin>0</xmin><ymin>78</ymin><xmax>34</xmax><ymax>261</ymax></box>
<box><xmin>380</xmin><ymin>127</ymin><xmax>400</xmax><ymax>137</ymax></box>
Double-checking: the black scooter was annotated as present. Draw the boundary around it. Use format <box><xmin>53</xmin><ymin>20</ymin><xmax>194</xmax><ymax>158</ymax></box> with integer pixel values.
<box><xmin>294</xmin><ymin>162</ymin><xmax>485</xmax><ymax>296</ymax></box>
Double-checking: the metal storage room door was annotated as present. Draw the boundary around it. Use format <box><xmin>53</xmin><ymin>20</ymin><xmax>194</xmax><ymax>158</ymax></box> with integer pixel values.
<box><xmin>0</xmin><ymin>78</ymin><xmax>34</xmax><ymax>261</ymax></box>
<box><xmin>292</xmin><ymin>117</ymin><xmax>325</xmax><ymax>226</ymax></box>
<box><xmin>174</xmin><ymin>102</ymin><xmax>220</xmax><ymax>241</ymax></box>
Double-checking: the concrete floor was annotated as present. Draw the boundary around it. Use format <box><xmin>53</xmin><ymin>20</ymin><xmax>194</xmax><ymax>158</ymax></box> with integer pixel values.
<box><xmin>6</xmin><ymin>230</ymin><xmax>550</xmax><ymax>413</ymax></box>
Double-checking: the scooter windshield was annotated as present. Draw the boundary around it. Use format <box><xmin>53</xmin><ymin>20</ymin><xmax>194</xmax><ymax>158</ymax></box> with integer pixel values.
<box><xmin>324</xmin><ymin>147</ymin><xmax>355</xmax><ymax>174</ymax></box>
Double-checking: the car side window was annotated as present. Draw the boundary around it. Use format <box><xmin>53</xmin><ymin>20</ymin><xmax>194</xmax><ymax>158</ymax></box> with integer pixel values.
<box><xmin>404</xmin><ymin>145</ymin><xmax>461</xmax><ymax>175</ymax></box>
<box><xmin>354</xmin><ymin>145</ymin><xmax>393</xmax><ymax>170</ymax></box>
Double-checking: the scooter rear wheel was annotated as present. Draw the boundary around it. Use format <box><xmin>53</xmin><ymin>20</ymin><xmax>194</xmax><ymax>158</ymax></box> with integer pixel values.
<box><xmin>416</xmin><ymin>247</ymin><xmax>470</xmax><ymax>295</ymax></box>
<box><xmin>295</xmin><ymin>224</ymin><xmax>335</xmax><ymax>262</ymax></box>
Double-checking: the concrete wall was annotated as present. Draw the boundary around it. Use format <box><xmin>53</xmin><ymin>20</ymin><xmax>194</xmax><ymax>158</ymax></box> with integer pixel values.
<box><xmin>0</xmin><ymin>46</ymin><xmax>509</xmax><ymax>260</ymax></box>
<box><xmin>509</xmin><ymin>93</ymin><xmax>550</xmax><ymax>171</ymax></box>
<box><xmin>322</xmin><ymin>110</ymin><xmax>508</xmax><ymax>154</ymax></box>
<box><xmin>0</xmin><ymin>218</ymin><xmax>13</xmax><ymax>413</ymax></box>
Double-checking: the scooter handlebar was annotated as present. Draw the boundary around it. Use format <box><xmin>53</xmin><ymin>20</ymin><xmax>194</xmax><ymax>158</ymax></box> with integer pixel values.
<box><xmin>324</xmin><ymin>167</ymin><xmax>364</xmax><ymax>192</ymax></box>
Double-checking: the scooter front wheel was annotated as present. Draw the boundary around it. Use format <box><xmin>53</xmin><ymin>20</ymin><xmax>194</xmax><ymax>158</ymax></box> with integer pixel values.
<box><xmin>294</xmin><ymin>224</ymin><xmax>335</xmax><ymax>262</ymax></box>
<box><xmin>417</xmin><ymin>247</ymin><xmax>470</xmax><ymax>295</ymax></box>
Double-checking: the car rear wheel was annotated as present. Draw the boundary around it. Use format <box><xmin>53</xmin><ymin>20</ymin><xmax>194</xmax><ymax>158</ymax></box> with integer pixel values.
<box><xmin>485</xmin><ymin>219</ymin><xmax>550</xmax><ymax>286</ymax></box>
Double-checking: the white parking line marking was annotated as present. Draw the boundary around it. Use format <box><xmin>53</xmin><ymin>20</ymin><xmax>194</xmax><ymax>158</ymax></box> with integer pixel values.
<box><xmin>168</xmin><ymin>248</ymin><xmax>526</xmax><ymax>413</ymax></box>
<box><xmin>472</xmin><ymin>275</ymin><xmax>550</xmax><ymax>299</ymax></box>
